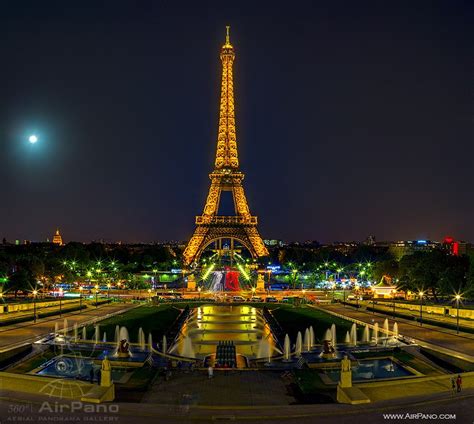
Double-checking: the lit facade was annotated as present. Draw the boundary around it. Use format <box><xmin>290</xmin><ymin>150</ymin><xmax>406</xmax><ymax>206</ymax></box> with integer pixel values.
<box><xmin>183</xmin><ymin>27</ymin><xmax>268</xmax><ymax>266</ymax></box>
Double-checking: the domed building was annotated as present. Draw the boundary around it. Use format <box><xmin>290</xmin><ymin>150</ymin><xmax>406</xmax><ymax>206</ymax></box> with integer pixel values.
<box><xmin>52</xmin><ymin>228</ymin><xmax>64</xmax><ymax>246</ymax></box>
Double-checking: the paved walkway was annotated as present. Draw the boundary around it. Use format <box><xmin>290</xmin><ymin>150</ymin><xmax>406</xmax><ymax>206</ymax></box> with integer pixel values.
<box><xmin>319</xmin><ymin>304</ymin><xmax>474</xmax><ymax>361</ymax></box>
<box><xmin>351</xmin><ymin>300</ymin><xmax>474</xmax><ymax>330</ymax></box>
<box><xmin>142</xmin><ymin>370</ymin><xmax>293</xmax><ymax>406</ymax></box>
<box><xmin>0</xmin><ymin>303</ymin><xmax>137</xmax><ymax>352</ymax></box>
<box><xmin>0</xmin><ymin>385</ymin><xmax>472</xmax><ymax>423</ymax></box>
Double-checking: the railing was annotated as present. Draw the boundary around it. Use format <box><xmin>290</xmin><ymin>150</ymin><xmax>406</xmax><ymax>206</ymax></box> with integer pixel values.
<box><xmin>195</xmin><ymin>216</ymin><xmax>258</xmax><ymax>225</ymax></box>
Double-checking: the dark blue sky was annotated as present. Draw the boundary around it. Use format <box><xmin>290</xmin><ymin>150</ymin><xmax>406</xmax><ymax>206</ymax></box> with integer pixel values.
<box><xmin>1</xmin><ymin>1</ymin><xmax>472</xmax><ymax>243</ymax></box>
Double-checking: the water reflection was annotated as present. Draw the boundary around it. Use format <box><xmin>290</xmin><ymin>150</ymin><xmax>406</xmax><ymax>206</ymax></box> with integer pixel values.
<box><xmin>178</xmin><ymin>305</ymin><xmax>276</xmax><ymax>358</ymax></box>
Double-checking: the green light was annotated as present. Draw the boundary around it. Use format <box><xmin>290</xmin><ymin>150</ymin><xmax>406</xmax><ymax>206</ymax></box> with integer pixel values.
<box><xmin>202</xmin><ymin>263</ymin><xmax>215</xmax><ymax>280</ymax></box>
<box><xmin>237</xmin><ymin>263</ymin><xmax>250</xmax><ymax>281</ymax></box>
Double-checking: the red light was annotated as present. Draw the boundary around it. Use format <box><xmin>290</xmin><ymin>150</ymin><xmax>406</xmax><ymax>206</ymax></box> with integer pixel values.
<box><xmin>443</xmin><ymin>236</ymin><xmax>454</xmax><ymax>244</ymax></box>
<box><xmin>453</xmin><ymin>242</ymin><xmax>459</xmax><ymax>256</ymax></box>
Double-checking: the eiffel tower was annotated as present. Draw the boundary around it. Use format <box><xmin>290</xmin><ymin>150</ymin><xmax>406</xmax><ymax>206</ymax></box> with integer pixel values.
<box><xmin>183</xmin><ymin>27</ymin><xmax>269</xmax><ymax>267</ymax></box>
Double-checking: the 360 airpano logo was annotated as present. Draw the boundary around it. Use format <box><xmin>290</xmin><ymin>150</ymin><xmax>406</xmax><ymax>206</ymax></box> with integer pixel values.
<box><xmin>39</xmin><ymin>378</ymin><xmax>86</xmax><ymax>400</ymax></box>
<box><xmin>38</xmin><ymin>401</ymin><xmax>119</xmax><ymax>414</ymax></box>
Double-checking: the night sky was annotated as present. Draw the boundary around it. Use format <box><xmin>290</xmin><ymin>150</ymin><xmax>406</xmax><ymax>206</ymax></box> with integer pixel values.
<box><xmin>1</xmin><ymin>1</ymin><xmax>472</xmax><ymax>244</ymax></box>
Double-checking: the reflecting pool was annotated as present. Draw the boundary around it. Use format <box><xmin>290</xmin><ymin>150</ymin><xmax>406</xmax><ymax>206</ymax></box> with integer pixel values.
<box><xmin>177</xmin><ymin>305</ymin><xmax>276</xmax><ymax>358</ymax></box>
<box><xmin>325</xmin><ymin>358</ymin><xmax>414</xmax><ymax>381</ymax></box>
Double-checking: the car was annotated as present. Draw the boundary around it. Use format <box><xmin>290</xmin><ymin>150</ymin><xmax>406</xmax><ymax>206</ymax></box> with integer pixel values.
<box><xmin>265</xmin><ymin>296</ymin><xmax>278</xmax><ymax>302</ymax></box>
<box><xmin>232</xmin><ymin>296</ymin><xmax>246</xmax><ymax>302</ymax></box>
<box><xmin>281</xmin><ymin>297</ymin><xmax>290</xmax><ymax>303</ymax></box>
<box><xmin>250</xmin><ymin>296</ymin><xmax>263</xmax><ymax>302</ymax></box>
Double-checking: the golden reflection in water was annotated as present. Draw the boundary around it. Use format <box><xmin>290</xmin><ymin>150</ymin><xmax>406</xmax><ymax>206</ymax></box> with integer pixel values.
<box><xmin>178</xmin><ymin>304</ymin><xmax>275</xmax><ymax>358</ymax></box>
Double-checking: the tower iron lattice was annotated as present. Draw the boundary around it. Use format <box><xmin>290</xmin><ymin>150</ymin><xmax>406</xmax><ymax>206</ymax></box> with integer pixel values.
<box><xmin>183</xmin><ymin>27</ymin><xmax>268</xmax><ymax>267</ymax></box>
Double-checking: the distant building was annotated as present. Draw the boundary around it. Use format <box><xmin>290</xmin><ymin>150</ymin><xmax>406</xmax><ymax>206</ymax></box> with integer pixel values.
<box><xmin>442</xmin><ymin>236</ymin><xmax>468</xmax><ymax>256</ymax></box>
<box><xmin>52</xmin><ymin>229</ymin><xmax>64</xmax><ymax>246</ymax></box>
<box><xmin>388</xmin><ymin>240</ymin><xmax>438</xmax><ymax>260</ymax></box>
<box><xmin>364</xmin><ymin>235</ymin><xmax>376</xmax><ymax>246</ymax></box>
<box><xmin>264</xmin><ymin>239</ymin><xmax>284</xmax><ymax>247</ymax></box>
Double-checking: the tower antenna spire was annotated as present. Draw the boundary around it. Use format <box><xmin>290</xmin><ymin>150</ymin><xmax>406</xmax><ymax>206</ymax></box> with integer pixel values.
<box><xmin>226</xmin><ymin>25</ymin><xmax>231</xmax><ymax>45</ymax></box>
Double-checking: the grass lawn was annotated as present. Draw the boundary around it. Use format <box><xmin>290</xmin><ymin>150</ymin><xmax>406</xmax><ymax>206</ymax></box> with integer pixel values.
<box><xmin>293</xmin><ymin>369</ymin><xmax>335</xmax><ymax>403</ymax></box>
<box><xmin>8</xmin><ymin>348</ymin><xmax>56</xmax><ymax>374</ymax></box>
<box><xmin>86</xmin><ymin>305</ymin><xmax>182</xmax><ymax>342</ymax></box>
<box><xmin>270</xmin><ymin>305</ymin><xmax>364</xmax><ymax>343</ymax></box>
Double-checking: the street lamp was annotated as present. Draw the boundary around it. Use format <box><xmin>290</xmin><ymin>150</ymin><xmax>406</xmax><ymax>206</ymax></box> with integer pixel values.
<box><xmin>107</xmin><ymin>283</ymin><xmax>111</xmax><ymax>298</ymax></box>
<box><xmin>455</xmin><ymin>294</ymin><xmax>461</xmax><ymax>334</ymax></box>
<box><xmin>95</xmin><ymin>284</ymin><xmax>99</xmax><ymax>308</ymax></box>
<box><xmin>302</xmin><ymin>289</ymin><xmax>306</xmax><ymax>303</ymax></box>
<box><xmin>33</xmin><ymin>290</ymin><xmax>38</xmax><ymax>323</ymax></box>
<box><xmin>419</xmin><ymin>291</ymin><xmax>424</xmax><ymax>326</ymax></box>
<box><xmin>79</xmin><ymin>286</ymin><xmax>83</xmax><ymax>313</ymax></box>
<box><xmin>391</xmin><ymin>290</ymin><xmax>396</xmax><ymax>319</ymax></box>
<box><xmin>58</xmin><ymin>287</ymin><xmax>63</xmax><ymax>317</ymax></box>
<box><xmin>147</xmin><ymin>288</ymin><xmax>152</xmax><ymax>302</ymax></box>
<box><xmin>372</xmin><ymin>288</ymin><xmax>376</xmax><ymax>315</ymax></box>
<box><xmin>198</xmin><ymin>286</ymin><xmax>202</xmax><ymax>300</ymax></box>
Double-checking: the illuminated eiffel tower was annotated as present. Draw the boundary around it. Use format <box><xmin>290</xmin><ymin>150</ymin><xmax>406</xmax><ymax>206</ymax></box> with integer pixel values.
<box><xmin>183</xmin><ymin>27</ymin><xmax>268</xmax><ymax>268</ymax></box>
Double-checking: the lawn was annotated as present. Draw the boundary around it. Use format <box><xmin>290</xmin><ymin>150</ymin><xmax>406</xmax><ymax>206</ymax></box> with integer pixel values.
<box><xmin>270</xmin><ymin>305</ymin><xmax>364</xmax><ymax>343</ymax></box>
<box><xmin>86</xmin><ymin>304</ymin><xmax>182</xmax><ymax>342</ymax></box>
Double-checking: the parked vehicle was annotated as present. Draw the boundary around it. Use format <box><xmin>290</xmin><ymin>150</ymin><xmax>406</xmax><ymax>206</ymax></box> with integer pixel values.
<box><xmin>232</xmin><ymin>296</ymin><xmax>246</xmax><ymax>302</ymax></box>
<box><xmin>250</xmin><ymin>296</ymin><xmax>263</xmax><ymax>302</ymax></box>
<box><xmin>265</xmin><ymin>296</ymin><xmax>278</xmax><ymax>303</ymax></box>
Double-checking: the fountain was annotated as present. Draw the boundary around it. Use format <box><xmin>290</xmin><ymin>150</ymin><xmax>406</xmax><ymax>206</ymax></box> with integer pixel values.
<box><xmin>344</xmin><ymin>331</ymin><xmax>350</xmax><ymax>344</ymax></box>
<box><xmin>54</xmin><ymin>322</ymin><xmax>59</xmax><ymax>337</ymax></box>
<box><xmin>350</xmin><ymin>323</ymin><xmax>357</xmax><ymax>346</ymax></box>
<box><xmin>309</xmin><ymin>326</ymin><xmax>315</xmax><ymax>348</ymax></box>
<box><xmin>162</xmin><ymin>335</ymin><xmax>167</xmax><ymax>354</ymax></box>
<box><xmin>102</xmin><ymin>333</ymin><xmax>107</xmax><ymax>343</ymax></box>
<box><xmin>304</xmin><ymin>328</ymin><xmax>311</xmax><ymax>352</ymax></box>
<box><xmin>393</xmin><ymin>322</ymin><xmax>399</xmax><ymax>338</ymax></box>
<box><xmin>383</xmin><ymin>318</ymin><xmax>389</xmax><ymax>335</ymax></box>
<box><xmin>257</xmin><ymin>338</ymin><xmax>272</xmax><ymax>362</ymax></box>
<box><xmin>114</xmin><ymin>325</ymin><xmax>120</xmax><ymax>343</ymax></box>
<box><xmin>295</xmin><ymin>332</ymin><xmax>302</xmax><ymax>357</ymax></box>
<box><xmin>115</xmin><ymin>327</ymin><xmax>131</xmax><ymax>358</ymax></box>
<box><xmin>116</xmin><ymin>339</ymin><xmax>131</xmax><ymax>358</ymax></box>
<box><xmin>373</xmin><ymin>323</ymin><xmax>379</xmax><ymax>345</ymax></box>
<box><xmin>148</xmin><ymin>333</ymin><xmax>153</xmax><ymax>350</ymax></box>
<box><xmin>73</xmin><ymin>323</ymin><xmax>78</xmax><ymax>341</ymax></box>
<box><xmin>82</xmin><ymin>327</ymin><xmax>86</xmax><ymax>340</ymax></box>
<box><xmin>119</xmin><ymin>326</ymin><xmax>129</xmax><ymax>343</ymax></box>
<box><xmin>138</xmin><ymin>328</ymin><xmax>146</xmax><ymax>351</ymax></box>
<box><xmin>63</xmin><ymin>318</ymin><xmax>68</xmax><ymax>335</ymax></box>
<box><xmin>94</xmin><ymin>325</ymin><xmax>100</xmax><ymax>345</ymax></box>
<box><xmin>324</xmin><ymin>328</ymin><xmax>332</xmax><ymax>342</ymax></box>
<box><xmin>283</xmin><ymin>334</ymin><xmax>291</xmax><ymax>361</ymax></box>
<box><xmin>180</xmin><ymin>336</ymin><xmax>195</xmax><ymax>358</ymax></box>
<box><xmin>363</xmin><ymin>324</ymin><xmax>370</xmax><ymax>343</ymax></box>
<box><xmin>331</xmin><ymin>323</ymin><xmax>336</xmax><ymax>346</ymax></box>
<box><xmin>320</xmin><ymin>339</ymin><xmax>336</xmax><ymax>358</ymax></box>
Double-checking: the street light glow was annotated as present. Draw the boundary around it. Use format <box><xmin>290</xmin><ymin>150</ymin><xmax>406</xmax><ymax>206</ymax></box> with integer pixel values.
<box><xmin>29</xmin><ymin>135</ymin><xmax>38</xmax><ymax>144</ymax></box>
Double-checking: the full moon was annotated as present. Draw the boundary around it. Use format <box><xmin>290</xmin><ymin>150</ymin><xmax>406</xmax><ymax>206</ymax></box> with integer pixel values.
<box><xmin>29</xmin><ymin>135</ymin><xmax>38</xmax><ymax>144</ymax></box>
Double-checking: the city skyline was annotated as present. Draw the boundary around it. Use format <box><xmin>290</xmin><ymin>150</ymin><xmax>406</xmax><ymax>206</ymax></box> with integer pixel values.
<box><xmin>1</xmin><ymin>1</ymin><xmax>472</xmax><ymax>243</ymax></box>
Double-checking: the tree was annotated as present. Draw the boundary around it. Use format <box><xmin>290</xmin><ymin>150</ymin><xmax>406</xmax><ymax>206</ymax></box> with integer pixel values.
<box><xmin>6</xmin><ymin>269</ymin><xmax>34</xmax><ymax>297</ymax></box>
<box><xmin>372</xmin><ymin>260</ymin><xmax>399</xmax><ymax>284</ymax></box>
